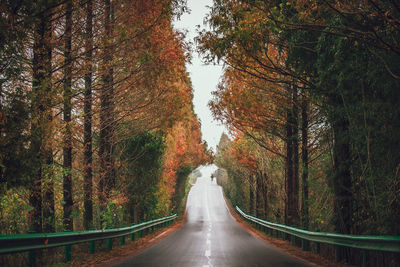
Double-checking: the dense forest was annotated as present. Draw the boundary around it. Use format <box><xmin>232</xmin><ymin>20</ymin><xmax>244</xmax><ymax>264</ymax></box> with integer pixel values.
<box><xmin>200</xmin><ymin>0</ymin><xmax>400</xmax><ymax>265</ymax></box>
<box><xmin>0</xmin><ymin>0</ymin><xmax>211</xmax><ymax>235</ymax></box>
<box><xmin>1</xmin><ymin>0</ymin><xmax>400</xmax><ymax>265</ymax></box>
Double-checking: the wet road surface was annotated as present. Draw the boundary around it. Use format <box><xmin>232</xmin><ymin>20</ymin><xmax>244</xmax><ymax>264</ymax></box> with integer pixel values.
<box><xmin>110</xmin><ymin>167</ymin><xmax>310</xmax><ymax>267</ymax></box>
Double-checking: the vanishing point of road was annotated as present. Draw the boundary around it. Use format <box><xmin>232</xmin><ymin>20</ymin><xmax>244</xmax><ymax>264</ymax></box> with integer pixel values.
<box><xmin>110</xmin><ymin>171</ymin><xmax>310</xmax><ymax>267</ymax></box>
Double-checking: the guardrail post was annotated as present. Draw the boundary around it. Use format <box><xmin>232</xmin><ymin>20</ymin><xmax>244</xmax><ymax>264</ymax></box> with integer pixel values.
<box><xmin>89</xmin><ymin>228</ymin><xmax>95</xmax><ymax>254</ymax></box>
<box><xmin>121</xmin><ymin>226</ymin><xmax>126</xmax><ymax>245</ymax></box>
<box><xmin>334</xmin><ymin>231</ymin><xmax>342</xmax><ymax>262</ymax></box>
<box><xmin>107</xmin><ymin>227</ymin><xmax>112</xmax><ymax>251</ymax></box>
<box><xmin>29</xmin><ymin>250</ymin><xmax>36</xmax><ymax>267</ymax></box>
<box><xmin>301</xmin><ymin>227</ymin><xmax>310</xmax><ymax>251</ymax></box>
<box><xmin>28</xmin><ymin>231</ymin><xmax>36</xmax><ymax>267</ymax></box>
<box><xmin>64</xmin><ymin>230</ymin><xmax>72</xmax><ymax>262</ymax></box>
<box><xmin>334</xmin><ymin>245</ymin><xmax>340</xmax><ymax>262</ymax></box>
<box><xmin>290</xmin><ymin>226</ymin><xmax>295</xmax><ymax>246</ymax></box>
<box><xmin>130</xmin><ymin>223</ymin><xmax>135</xmax><ymax>241</ymax></box>
<box><xmin>139</xmin><ymin>221</ymin><xmax>143</xmax><ymax>237</ymax></box>
<box><xmin>107</xmin><ymin>238</ymin><xmax>112</xmax><ymax>251</ymax></box>
<box><xmin>361</xmin><ymin>250</ymin><xmax>367</xmax><ymax>267</ymax></box>
<box><xmin>315</xmin><ymin>229</ymin><xmax>320</xmax><ymax>254</ymax></box>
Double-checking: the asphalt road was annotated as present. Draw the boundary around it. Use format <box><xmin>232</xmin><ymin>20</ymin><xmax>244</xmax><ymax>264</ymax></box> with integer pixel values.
<box><xmin>110</xmin><ymin>167</ymin><xmax>310</xmax><ymax>267</ymax></box>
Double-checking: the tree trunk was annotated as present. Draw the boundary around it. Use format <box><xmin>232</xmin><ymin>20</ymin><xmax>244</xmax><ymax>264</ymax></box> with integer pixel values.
<box><xmin>129</xmin><ymin>200</ymin><xmax>135</xmax><ymax>222</ymax></box>
<box><xmin>109</xmin><ymin>0</ymin><xmax>115</xmax><ymax>188</ymax></box>
<box><xmin>292</xmin><ymin>85</ymin><xmax>299</xmax><ymax>226</ymax></box>
<box><xmin>301</xmin><ymin>97</ymin><xmax>309</xmax><ymax>229</ymax></box>
<box><xmin>249</xmin><ymin>174</ymin><xmax>254</xmax><ymax>215</ymax></box>
<box><xmin>285</xmin><ymin>104</ymin><xmax>293</xmax><ymax>226</ymax></box>
<box><xmin>43</xmin><ymin>153</ymin><xmax>55</xmax><ymax>233</ymax></box>
<box><xmin>99</xmin><ymin>0</ymin><xmax>115</xmax><ymax>210</ymax></box>
<box><xmin>83</xmin><ymin>0</ymin><xmax>93</xmax><ymax>230</ymax></box>
<box><xmin>263</xmin><ymin>172</ymin><xmax>268</xmax><ymax>219</ymax></box>
<box><xmin>256</xmin><ymin>172</ymin><xmax>264</xmax><ymax>218</ymax></box>
<box><xmin>63</xmin><ymin>0</ymin><xmax>73</xmax><ymax>231</ymax></box>
<box><xmin>29</xmin><ymin>178</ymin><xmax>42</xmax><ymax>233</ymax></box>
<box><xmin>285</xmin><ymin>84</ymin><xmax>300</xmax><ymax>227</ymax></box>
<box><xmin>30</xmin><ymin>1</ymin><xmax>54</xmax><ymax>233</ymax></box>
<box><xmin>0</xmin><ymin>82</ymin><xmax>3</xmax><ymax>192</ymax></box>
<box><xmin>331</xmin><ymin>95</ymin><xmax>353</xmax><ymax>262</ymax></box>
<box><xmin>134</xmin><ymin>205</ymin><xmax>139</xmax><ymax>224</ymax></box>
<box><xmin>41</xmin><ymin>6</ymin><xmax>55</xmax><ymax>234</ymax></box>
<box><xmin>332</xmin><ymin>112</ymin><xmax>353</xmax><ymax>234</ymax></box>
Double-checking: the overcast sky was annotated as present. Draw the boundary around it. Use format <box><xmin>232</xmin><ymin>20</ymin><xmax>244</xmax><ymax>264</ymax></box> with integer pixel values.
<box><xmin>173</xmin><ymin>0</ymin><xmax>227</xmax><ymax>152</ymax></box>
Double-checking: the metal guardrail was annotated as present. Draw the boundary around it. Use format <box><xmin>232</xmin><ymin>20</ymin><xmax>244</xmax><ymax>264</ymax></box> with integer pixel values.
<box><xmin>0</xmin><ymin>213</ymin><xmax>177</xmax><ymax>264</ymax></box>
<box><xmin>236</xmin><ymin>206</ymin><xmax>400</xmax><ymax>253</ymax></box>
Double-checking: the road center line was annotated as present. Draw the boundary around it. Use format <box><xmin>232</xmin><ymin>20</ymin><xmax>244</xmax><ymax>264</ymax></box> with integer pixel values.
<box><xmin>205</xmin><ymin>182</ymin><xmax>211</xmax><ymax>221</ymax></box>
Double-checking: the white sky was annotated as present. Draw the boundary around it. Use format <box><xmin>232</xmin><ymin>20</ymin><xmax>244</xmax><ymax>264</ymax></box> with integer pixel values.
<box><xmin>173</xmin><ymin>0</ymin><xmax>227</xmax><ymax>152</ymax></box>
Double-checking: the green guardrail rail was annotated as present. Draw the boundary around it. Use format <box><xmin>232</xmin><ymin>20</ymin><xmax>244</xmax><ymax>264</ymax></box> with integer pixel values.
<box><xmin>0</xmin><ymin>213</ymin><xmax>177</xmax><ymax>266</ymax></box>
<box><xmin>236</xmin><ymin>206</ymin><xmax>400</xmax><ymax>266</ymax></box>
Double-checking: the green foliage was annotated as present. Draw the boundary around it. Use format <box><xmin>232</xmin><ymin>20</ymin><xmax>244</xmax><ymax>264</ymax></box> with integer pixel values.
<box><xmin>297</xmin><ymin>16</ymin><xmax>400</xmax><ymax>235</ymax></box>
<box><xmin>172</xmin><ymin>165</ymin><xmax>192</xmax><ymax>214</ymax></box>
<box><xmin>280</xmin><ymin>3</ymin><xmax>400</xmax><ymax>235</ymax></box>
<box><xmin>0</xmin><ymin>188</ymin><xmax>30</xmax><ymax>234</ymax></box>
<box><xmin>119</xmin><ymin>131</ymin><xmax>165</xmax><ymax>222</ymax></box>
<box><xmin>0</xmin><ymin>87</ymin><xmax>32</xmax><ymax>190</ymax></box>
<box><xmin>100</xmin><ymin>200</ymin><xmax>125</xmax><ymax>229</ymax></box>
